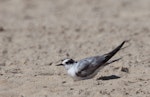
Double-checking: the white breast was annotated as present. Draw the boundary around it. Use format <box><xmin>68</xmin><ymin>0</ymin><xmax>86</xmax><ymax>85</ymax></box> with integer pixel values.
<box><xmin>67</xmin><ymin>66</ymin><xmax>76</xmax><ymax>77</ymax></box>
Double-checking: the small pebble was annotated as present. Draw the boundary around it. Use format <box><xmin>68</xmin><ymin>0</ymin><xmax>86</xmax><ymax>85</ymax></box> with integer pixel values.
<box><xmin>70</xmin><ymin>88</ymin><xmax>74</xmax><ymax>90</ymax></box>
<box><xmin>121</xmin><ymin>67</ymin><xmax>129</xmax><ymax>73</ymax></box>
<box><xmin>0</xmin><ymin>74</ymin><xmax>3</xmax><ymax>76</ymax></box>
<box><xmin>0</xmin><ymin>26</ymin><xmax>4</xmax><ymax>32</ymax></box>
<box><xmin>62</xmin><ymin>81</ymin><xmax>66</xmax><ymax>84</ymax></box>
<box><xmin>66</xmin><ymin>53</ymin><xmax>70</xmax><ymax>57</ymax></box>
<box><xmin>48</xmin><ymin>62</ymin><xmax>53</xmax><ymax>66</ymax></box>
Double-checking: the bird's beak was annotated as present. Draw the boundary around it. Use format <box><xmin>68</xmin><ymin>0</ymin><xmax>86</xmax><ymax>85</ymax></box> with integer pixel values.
<box><xmin>56</xmin><ymin>64</ymin><xmax>63</xmax><ymax>66</ymax></box>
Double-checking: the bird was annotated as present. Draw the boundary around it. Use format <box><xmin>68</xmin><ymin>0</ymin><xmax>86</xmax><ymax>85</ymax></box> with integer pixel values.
<box><xmin>57</xmin><ymin>41</ymin><xmax>126</xmax><ymax>80</ymax></box>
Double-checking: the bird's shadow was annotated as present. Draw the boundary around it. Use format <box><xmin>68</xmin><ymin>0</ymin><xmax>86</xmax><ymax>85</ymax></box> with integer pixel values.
<box><xmin>97</xmin><ymin>75</ymin><xmax>120</xmax><ymax>80</ymax></box>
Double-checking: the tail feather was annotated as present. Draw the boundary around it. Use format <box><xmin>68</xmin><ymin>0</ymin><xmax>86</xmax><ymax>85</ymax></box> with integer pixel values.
<box><xmin>103</xmin><ymin>41</ymin><xmax>126</xmax><ymax>63</ymax></box>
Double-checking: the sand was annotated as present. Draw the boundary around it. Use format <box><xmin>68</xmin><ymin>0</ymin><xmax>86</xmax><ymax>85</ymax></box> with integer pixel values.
<box><xmin>0</xmin><ymin>0</ymin><xmax>150</xmax><ymax>97</ymax></box>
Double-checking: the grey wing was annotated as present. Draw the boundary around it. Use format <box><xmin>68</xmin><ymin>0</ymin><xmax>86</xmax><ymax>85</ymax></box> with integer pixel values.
<box><xmin>75</xmin><ymin>41</ymin><xmax>126</xmax><ymax>77</ymax></box>
<box><xmin>75</xmin><ymin>56</ymin><xmax>106</xmax><ymax>77</ymax></box>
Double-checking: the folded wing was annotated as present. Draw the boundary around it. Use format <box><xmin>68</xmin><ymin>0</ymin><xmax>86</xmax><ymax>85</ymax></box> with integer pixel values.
<box><xmin>75</xmin><ymin>41</ymin><xmax>126</xmax><ymax>78</ymax></box>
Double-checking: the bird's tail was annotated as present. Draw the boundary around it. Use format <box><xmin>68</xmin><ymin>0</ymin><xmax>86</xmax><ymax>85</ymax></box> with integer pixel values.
<box><xmin>103</xmin><ymin>41</ymin><xmax>126</xmax><ymax>63</ymax></box>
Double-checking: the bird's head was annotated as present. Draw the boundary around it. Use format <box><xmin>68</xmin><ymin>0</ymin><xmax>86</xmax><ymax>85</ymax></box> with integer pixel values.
<box><xmin>56</xmin><ymin>58</ymin><xmax>76</xmax><ymax>70</ymax></box>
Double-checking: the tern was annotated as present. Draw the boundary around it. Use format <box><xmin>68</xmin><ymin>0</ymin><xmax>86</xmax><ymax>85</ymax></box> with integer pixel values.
<box><xmin>57</xmin><ymin>41</ymin><xmax>126</xmax><ymax>80</ymax></box>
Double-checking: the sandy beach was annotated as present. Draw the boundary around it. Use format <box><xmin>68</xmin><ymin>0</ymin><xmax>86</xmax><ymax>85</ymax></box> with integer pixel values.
<box><xmin>0</xmin><ymin>0</ymin><xmax>150</xmax><ymax>97</ymax></box>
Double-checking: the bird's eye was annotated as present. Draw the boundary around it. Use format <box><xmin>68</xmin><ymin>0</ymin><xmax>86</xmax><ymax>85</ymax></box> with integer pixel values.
<box><xmin>66</xmin><ymin>59</ymin><xmax>74</xmax><ymax>64</ymax></box>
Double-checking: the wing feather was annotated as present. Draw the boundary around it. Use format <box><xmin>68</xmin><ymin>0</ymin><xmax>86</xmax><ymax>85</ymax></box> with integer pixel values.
<box><xmin>75</xmin><ymin>56</ymin><xmax>106</xmax><ymax>77</ymax></box>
